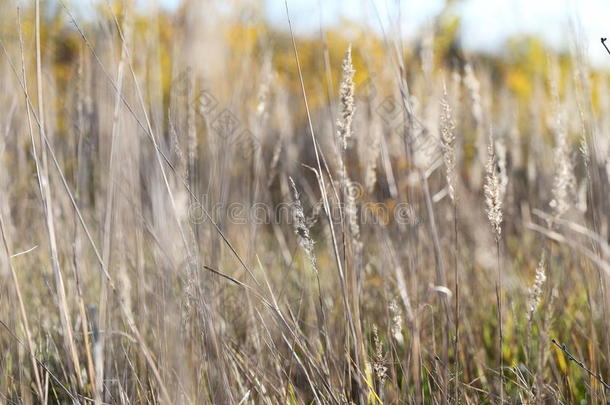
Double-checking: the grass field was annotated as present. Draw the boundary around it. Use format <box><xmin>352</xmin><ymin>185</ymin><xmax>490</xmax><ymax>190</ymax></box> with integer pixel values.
<box><xmin>0</xmin><ymin>0</ymin><xmax>609</xmax><ymax>403</ymax></box>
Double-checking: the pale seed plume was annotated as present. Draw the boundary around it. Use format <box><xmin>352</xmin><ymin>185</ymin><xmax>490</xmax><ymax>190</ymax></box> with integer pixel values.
<box><xmin>527</xmin><ymin>254</ymin><xmax>547</xmax><ymax>323</ymax></box>
<box><xmin>290</xmin><ymin>177</ymin><xmax>316</xmax><ymax>270</ymax></box>
<box><xmin>336</xmin><ymin>45</ymin><xmax>355</xmax><ymax>150</ymax></box>
<box><xmin>440</xmin><ymin>85</ymin><xmax>456</xmax><ymax>202</ymax></box>
<box><xmin>549</xmin><ymin>116</ymin><xmax>575</xmax><ymax>218</ymax></box>
<box><xmin>485</xmin><ymin>132</ymin><xmax>504</xmax><ymax>239</ymax></box>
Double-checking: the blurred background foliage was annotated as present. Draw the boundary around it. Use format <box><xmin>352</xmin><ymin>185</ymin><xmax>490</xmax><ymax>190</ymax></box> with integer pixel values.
<box><xmin>6</xmin><ymin>0</ymin><xmax>604</xmax><ymax>133</ymax></box>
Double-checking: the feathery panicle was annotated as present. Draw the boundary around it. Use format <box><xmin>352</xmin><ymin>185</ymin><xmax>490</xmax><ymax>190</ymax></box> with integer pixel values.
<box><xmin>337</xmin><ymin>45</ymin><xmax>355</xmax><ymax>150</ymax></box>
<box><xmin>289</xmin><ymin>177</ymin><xmax>316</xmax><ymax>269</ymax></box>
<box><xmin>485</xmin><ymin>132</ymin><xmax>503</xmax><ymax>239</ymax></box>
<box><xmin>527</xmin><ymin>254</ymin><xmax>546</xmax><ymax>323</ymax></box>
<box><xmin>372</xmin><ymin>324</ymin><xmax>388</xmax><ymax>384</ymax></box>
<box><xmin>549</xmin><ymin>121</ymin><xmax>575</xmax><ymax>218</ymax></box>
<box><xmin>440</xmin><ymin>85</ymin><xmax>456</xmax><ymax>201</ymax></box>
<box><xmin>345</xmin><ymin>178</ymin><xmax>362</xmax><ymax>256</ymax></box>
<box><xmin>389</xmin><ymin>299</ymin><xmax>404</xmax><ymax>344</ymax></box>
<box><xmin>495</xmin><ymin>137</ymin><xmax>508</xmax><ymax>199</ymax></box>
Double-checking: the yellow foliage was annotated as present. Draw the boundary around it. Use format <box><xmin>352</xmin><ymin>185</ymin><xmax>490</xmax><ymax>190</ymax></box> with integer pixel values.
<box><xmin>506</xmin><ymin>69</ymin><xmax>532</xmax><ymax>98</ymax></box>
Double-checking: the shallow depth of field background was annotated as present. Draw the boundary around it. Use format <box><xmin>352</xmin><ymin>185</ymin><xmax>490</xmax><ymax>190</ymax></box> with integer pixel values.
<box><xmin>1</xmin><ymin>0</ymin><xmax>610</xmax><ymax>404</ymax></box>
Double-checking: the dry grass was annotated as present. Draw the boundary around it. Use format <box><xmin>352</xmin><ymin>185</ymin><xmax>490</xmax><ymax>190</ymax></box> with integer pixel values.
<box><xmin>0</xmin><ymin>1</ymin><xmax>609</xmax><ymax>404</ymax></box>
